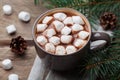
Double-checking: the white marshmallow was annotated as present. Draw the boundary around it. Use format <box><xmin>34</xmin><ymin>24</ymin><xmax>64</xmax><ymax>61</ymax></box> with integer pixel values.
<box><xmin>46</xmin><ymin>29</ymin><xmax>56</xmax><ymax>38</ymax></box>
<box><xmin>61</xmin><ymin>35</ymin><xmax>72</xmax><ymax>44</ymax></box>
<box><xmin>8</xmin><ymin>74</ymin><xmax>19</xmax><ymax>80</ymax></box>
<box><xmin>56</xmin><ymin>46</ymin><xmax>66</xmax><ymax>55</ymax></box>
<box><xmin>61</xmin><ymin>26</ymin><xmax>71</xmax><ymax>35</ymax></box>
<box><xmin>66</xmin><ymin>45</ymin><xmax>77</xmax><ymax>54</ymax></box>
<box><xmin>3</xmin><ymin>5</ymin><xmax>12</xmax><ymax>15</ymax></box>
<box><xmin>45</xmin><ymin>43</ymin><xmax>55</xmax><ymax>53</ymax></box>
<box><xmin>53</xmin><ymin>12</ymin><xmax>67</xmax><ymax>21</ymax></box>
<box><xmin>2</xmin><ymin>59</ymin><xmax>13</xmax><ymax>70</ymax></box>
<box><xmin>78</xmin><ymin>31</ymin><xmax>89</xmax><ymax>40</ymax></box>
<box><xmin>63</xmin><ymin>17</ymin><xmax>73</xmax><ymax>25</ymax></box>
<box><xmin>72</xmin><ymin>24</ymin><xmax>84</xmax><ymax>33</ymax></box>
<box><xmin>72</xmin><ymin>16</ymin><xmax>84</xmax><ymax>24</ymax></box>
<box><xmin>53</xmin><ymin>20</ymin><xmax>64</xmax><ymax>32</ymax></box>
<box><xmin>37</xmin><ymin>24</ymin><xmax>47</xmax><ymax>32</ymax></box>
<box><xmin>73</xmin><ymin>39</ymin><xmax>85</xmax><ymax>48</ymax></box>
<box><xmin>42</xmin><ymin>16</ymin><xmax>53</xmax><ymax>24</ymax></box>
<box><xmin>6</xmin><ymin>25</ymin><xmax>16</xmax><ymax>34</ymax></box>
<box><xmin>49</xmin><ymin>36</ymin><xmax>60</xmax><ymax>45</ymax></box>
<box><xmin>36</xmin><ymin>36</ymin><xmax>47</xmax><ymax>46</ymax></box>
<box><xmin>18</xmin><ymin>11</ymin><xmax>31</xmax><ymax>22</ymax></box>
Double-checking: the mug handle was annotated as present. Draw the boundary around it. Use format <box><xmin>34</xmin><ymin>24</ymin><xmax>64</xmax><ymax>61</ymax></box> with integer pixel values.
<box><xmin>90</xmin><ymin>31</ymin><xmax>111</xmax><ymax>50</ymax></box>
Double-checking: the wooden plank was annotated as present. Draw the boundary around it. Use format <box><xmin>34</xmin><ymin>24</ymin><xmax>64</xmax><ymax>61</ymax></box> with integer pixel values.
<box><xmin>0</xmin><ymin>40</ymin><xmax>34</xmax><ymax>47</ymax></box>
<box><xmin>0</xmin><ymin>0</ymin><xmax>48</xmax><ymax>80</ymax></box>
<box><xmin>0</xmin><ymin>46</ymin><xmax>36</xmax><ymax>80</ymax></box>
<box><xmin>0</xmin><ymin>0</ymin><xmax>48</xmax><ymax>40</ymax></box>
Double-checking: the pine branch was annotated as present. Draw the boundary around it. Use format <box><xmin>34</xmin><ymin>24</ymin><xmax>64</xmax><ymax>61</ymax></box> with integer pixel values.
<box><xmin>82</xmin><ymin>48</ymin><xmax>120</xmax><ymax>80</ymax></box>
<box><xmin>81</xmin><ymin>30</ymin><xmax>120</xmax><ymax>80</ymax></box>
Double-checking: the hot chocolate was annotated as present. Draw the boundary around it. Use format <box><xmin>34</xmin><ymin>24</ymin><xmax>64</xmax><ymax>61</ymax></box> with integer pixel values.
<box><xmin>35</xmin><ymin>12</ymin><xmax>90</xmax><ymax>55</ymax></box>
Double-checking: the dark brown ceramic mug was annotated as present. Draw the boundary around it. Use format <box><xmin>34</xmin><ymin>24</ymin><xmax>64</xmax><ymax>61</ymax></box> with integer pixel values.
<box><xmin>32</xmin><ymin>8</ymin><xmax>92</xmax><ymax>71</ymax></box>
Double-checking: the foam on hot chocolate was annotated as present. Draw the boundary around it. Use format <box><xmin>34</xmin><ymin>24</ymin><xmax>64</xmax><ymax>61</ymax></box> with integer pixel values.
<box><xmin>35</xmin><ymin>12</ymin><xmax>90</xmax><ymax>55</ymax></box>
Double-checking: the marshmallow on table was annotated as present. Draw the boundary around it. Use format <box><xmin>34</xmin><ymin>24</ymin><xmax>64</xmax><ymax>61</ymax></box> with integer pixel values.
<box><xmin>6</xmin><ymin>25</ymin><xmax>16</xmax><ymax>34</ymax></box>
<box><xmin>53</xmin><ymin>20</ymin><xmax>64</xmax><ymax>32</ymax></box>
<box><xmin>66</xmin><ymin>45</ymin><xmax>77</xmax><ymax>54</ymax></box>
<box><xmin>49</xmin><ymin>36</ymin><xmax>60</xmax><ymax>45</ymax></box>
<box><xmin>78</xmin><ymin>31</ymin><xmax>89</xmax><ymax>40</ymax></box>
<box><xmin>45</xmin><ymin>43</ymin><xmax>55</xmax><ymax>53</ymax></box>
<box><xmin>61</xmin><ymin>35</ymin><xmax>72</xmax><ymax>44</ymax></box>
<box><xmin>18</xmin><ymin>11</ymin><xmax>31</xmax><ymax>22</ymax></box>
<box><xmin>63</xmin><ymin>17</ymin><xmax>73</xmax><ymax>26</ymax></box>
<box><xmin>53</xmin><ymin>12</ymin><xmax>67</xmax><ymax>21</ymax></box>
<box><xmin>8</xmin><ymin>74</ymin><xmax>19</xmax><ymax>80</ymax></box>
<box><xmin>36</xmin><ymin>35</ymin><xmax>48</xmax><ymax>46</ymax></box>
<box><xmin>42</xmin><ymin>16</ymin><xmax>54</xmax><ymax>24</ymax></box>
<box><xmin>72</xmin><ymin>24</ymin><xmax>84</xmax><ymax>33</ymax></box>
<box><xmin>55</xmin><ymin>46</ymin><xmax>66</xmax><ymax>55</ymax></box>
<box><xmin>2</xmin><ymin>59</ymin><xmax>13</xmax><ymax>70</ymax></box>
<box><xmin>61</xmin><ymin>26</ymin><xmax>71</xmax><ymax>35</ymax></box>
<box><xmin>72</xmin><ymin>16</ymin><xmax>84</xmax><ymax>25</ymax></box>
<box><xmin>3</xmin><ymin>5</ymin><xmax>12</xmax><ymax>15</ymax></box>
<box><xmin>45</xmin><ymin>29</ymin><xmax>56</xmax><ymax>38</ymax></box>
<box><xmin>37</xmin><ymin>24</ymin><xmax>48</xmax><ymax>32</ymax></box>
<box><xmin>73</xmin><ymin>39</ymin><xmax>86</xmax><ymax>48</ymax></box>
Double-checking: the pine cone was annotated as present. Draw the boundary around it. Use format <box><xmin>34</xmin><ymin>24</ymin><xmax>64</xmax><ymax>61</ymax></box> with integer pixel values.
<box><xmin>10</xmin><ymin>36</ymin><xmax>27</xmax><ymax>55</ymax></box>
<box><xmin>100</xmin><ymin>12</ymin><xmax>117</xmax><ymax>30</ymax></box>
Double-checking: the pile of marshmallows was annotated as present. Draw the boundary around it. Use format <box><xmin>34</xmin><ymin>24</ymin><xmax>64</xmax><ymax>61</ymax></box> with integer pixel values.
<box><xmin>36</xmin><ymin>12</ymin><xmax>90</xmax><ymax>55</ymax></box>
<box><xmin>2</xmin><ymin>4</ymin><xmax>31</xmax><ymax>80</ymax></box>
<box><xmin>3</xmin><ymin>5</ymin><xmax>31</xmax><ymax>35</ymax></box>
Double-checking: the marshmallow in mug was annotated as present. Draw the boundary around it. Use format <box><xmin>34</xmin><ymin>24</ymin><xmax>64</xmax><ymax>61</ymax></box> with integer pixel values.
<box><xmin>2</xmin><ymin>59</ymin><xmax>13</xmax><ymax>70</ymax></box>
<box><xmin>42</xmin><ymin>16</ymin><xmax>54</xmax><ymax>24</ymax></box>
<box><xmin>61</xmin><ymin>35</ymin><xmax>73</xmax><ymax>44</ymax></box>
<box><xmin>61</xmin><ymin>26</ymin><xmax>71</xmax><ymax>35</ymax></box>
<box><xmin>18</xmin><ymin>11</ymin><xmax>31</xmax><ymax>22</ymax></box>
<box><xmin>53</xmin><ymin>20</ymin><xmax>64</xmax><ymax>32</ymax></box>
<box><xmin>63</xmin><ymin>17</ymin><xmax>73</xmax><ymax>26</ymax></box>
<box><xmin>37</xmin><ymin>24</ymin><xmax>48</xmax><ymax>32</ymax></box>
<box><xmin>66</xmin><ymin>45</ymin><xmax>77</xmax><ymax>54</ymax></box>
<box><xmin>49</xmin><ymin>36</ymin><xmax>60</xmax><ymax>45</ymax></box>
<box><xmin>56</xmin><ymin>46</ymin><xmax>66</xmax><ymax>55</ymax></box>
<box><xmin>36</xmin><ymin>35</ymin><xmax>48</xmax><ymax>46</ymax></box>
<box><xmin>3</xmin><ymin>5</ymin><xmax>12</xmax><ymax>15</ymax></box>
<box><xmin>71</xmin><ymin>24</ymin><xmax>84</xmax><ymax>33</ymax></box>
<box><xmin>53</xmin><ymin>12</ymin><xmax>67</xmax><ymax>21</ymax></box>
<box><xmin>73</xmin><ymin>39</ymin><xmax>86</xmax><ymax>48</ymax></box>
<box><xmin>78</xmin><ymin>31</ymin><xmax>89</xmax><ymax>40</ymax></box>
<box><xmin>6</xmin><ymin>25</ymin><xmax>16</xmax><ymax>34</ymax></box>
<box><xmin>8</xmin><ymin>74</ymin><xmax>19</xmax><ymax>80</ymax></box>
<box><xmin>45</xmin><ymin>29</ymin><xmax>56</xmax><ymax>38</ymax></box>
<box><xmin>72</xmin><ymin>16</ymin><xmax>84</xmax><ymax>24</ymax></box>
<box><xmin>45</xmin><ymin>43</ymin><xmax>55</xmax><ymax>53</ymax></box>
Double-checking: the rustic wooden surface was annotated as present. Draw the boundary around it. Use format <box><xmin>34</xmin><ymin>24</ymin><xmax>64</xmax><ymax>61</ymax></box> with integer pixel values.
<box><xmin>0</xmin><ymin>0</ymin><xmax>48</xmax><ymax>80</ymax></box>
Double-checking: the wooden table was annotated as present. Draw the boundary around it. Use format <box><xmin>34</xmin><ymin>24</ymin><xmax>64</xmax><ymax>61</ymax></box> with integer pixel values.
<box><xmin>0</xmin><ymin>0</ymin><xmax>48</xmax><ymax>79</ymax></box>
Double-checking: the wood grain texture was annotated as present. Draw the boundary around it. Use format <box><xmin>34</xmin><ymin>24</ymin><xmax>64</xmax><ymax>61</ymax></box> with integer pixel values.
<box><xmin>0</xmin><ymin>0</ymin><xmax>48</xmax><ymax>40</ymax></box>
<box><xmin>0</xmin><ymin>0</ymin><xmax>48</xmax><ymax>80</ymax></box>
<box><xmin>0</xmin><ymin>47</ymin><xmax>36</xmax><ymax>80</ymax></box>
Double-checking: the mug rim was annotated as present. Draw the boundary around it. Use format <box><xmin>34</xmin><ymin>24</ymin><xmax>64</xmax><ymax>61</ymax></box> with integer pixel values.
<box><xmin>32</xmin><ymin>8</ymin><xmax>92</xmax><ymax>57</ymax></box>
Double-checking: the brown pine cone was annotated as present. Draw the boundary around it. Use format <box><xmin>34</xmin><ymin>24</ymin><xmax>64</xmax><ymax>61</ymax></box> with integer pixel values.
<box><xmin>10</xmin><ymin>36</ymin><xmax>27</xmax><ymax>55</ymax></box>
<box><xmin>100</xmin><ymin>12</ymin><xmax>117</xmax><ymax>30</ymax></box>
